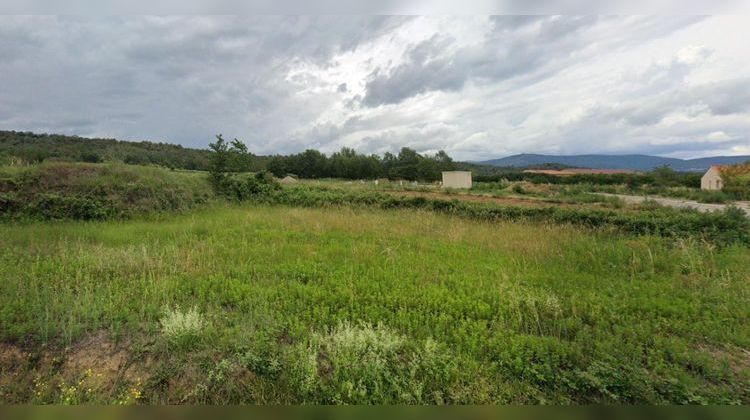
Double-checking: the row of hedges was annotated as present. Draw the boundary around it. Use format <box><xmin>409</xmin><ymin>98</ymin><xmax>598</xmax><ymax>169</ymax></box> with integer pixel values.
<box><xmin>256</xmin><ymin>185</ymin><xmax>750</xmax><ymax>247</ymax></box>
<box><xmin>474</xmin><ymin>170</ymin><xmax>702</xmax><ymax>188</ymax></box>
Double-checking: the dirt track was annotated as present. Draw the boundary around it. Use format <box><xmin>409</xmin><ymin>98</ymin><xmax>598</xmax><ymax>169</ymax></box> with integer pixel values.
<box><xmin>382</xmin><ymin>189</ymin><xmax>750</xmax><ymax>217</ymax></box>
<box><xmin>382</xmin><ymin>190</ymin><xmax>576</xmax><ymax>208</ymax></box>
<box><xmin>596</xmin><ymin>193</ymin><xmax>750</xmax><ymax>216</ymax></box>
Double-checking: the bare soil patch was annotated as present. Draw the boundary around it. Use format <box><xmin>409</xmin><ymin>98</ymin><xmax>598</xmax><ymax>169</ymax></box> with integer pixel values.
<box><xmin>697</xmin><ymin>343</ymin><xmax>750</xmax><ymax>376</ymax></box>
<box><xmin>0</xmin><ymin>343</ymin><xmax>25</xmax><ymax>388</ymax></box>
<box><xmin>61</xmin><ymin>331</ymin><xmax>144</xmax><ymax>385</ymax></box>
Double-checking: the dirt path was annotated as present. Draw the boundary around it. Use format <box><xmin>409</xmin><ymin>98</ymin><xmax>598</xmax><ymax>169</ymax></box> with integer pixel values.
<box><xmin>596</xmin><ymin>193</ymin><xmax>750</xmax><ymax>216</ymax></box>
<box><xmin>383</xmin><ymin>190</ymin><xmax>577</xmax><ymax>208</ymax></box>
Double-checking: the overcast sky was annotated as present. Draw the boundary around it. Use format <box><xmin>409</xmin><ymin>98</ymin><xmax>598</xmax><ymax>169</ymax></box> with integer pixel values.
<box><xmin>1</xmin><ymin>15</ymin><xmax>749</xmax><ymax>160</ymax></box>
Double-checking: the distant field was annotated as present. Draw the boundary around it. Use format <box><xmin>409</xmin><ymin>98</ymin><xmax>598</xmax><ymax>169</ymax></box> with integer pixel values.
<box><xmin>1</xmin><ymin>204</ymin><xmax>749</xmax><ymax>404</ymax></box>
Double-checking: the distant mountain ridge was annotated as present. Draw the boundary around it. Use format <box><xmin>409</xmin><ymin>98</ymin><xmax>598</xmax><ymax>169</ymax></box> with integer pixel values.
<box><xmin>477</xmin><ymin>154</ymin><xmax>750</xmax><ymax>172</ymax></box>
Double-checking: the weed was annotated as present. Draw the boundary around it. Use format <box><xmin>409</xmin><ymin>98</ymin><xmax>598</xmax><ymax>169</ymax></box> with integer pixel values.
<box><xmin>160</xmin><ymin>306</ymin><xmax>208</xmax><ymax>348</ymax></box>
<box><xmin>290</xmin><ymin>321</ymin><xmax>459</xmax><ymax>404</ymax></box>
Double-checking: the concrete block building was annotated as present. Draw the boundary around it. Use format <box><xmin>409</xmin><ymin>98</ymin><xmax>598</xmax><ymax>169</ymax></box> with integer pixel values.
<box><xmin>442</xmin><ymin>171</ymin><xmax>472</xmax><ymax>189</ymax></box>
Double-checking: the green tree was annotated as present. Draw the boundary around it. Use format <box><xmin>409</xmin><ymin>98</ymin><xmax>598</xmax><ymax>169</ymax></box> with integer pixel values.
<box><xmin>297</xmin><ymin>149</ymin><xmax>328</xmax><ymax>178</ymax></box>
<box><xmin>390</xmin><ymin>147</ymin><xmax>421</xmax><ymax>180</ymax></box>
<box><xmin>208</xmin><ymin>134</ymin><xmax>230</xmax><ymax>188</ymax></box>
<box><xmin>650</xmin><ymin>165</ymin><xmax>679</xmax><ymax>187</ymax></box>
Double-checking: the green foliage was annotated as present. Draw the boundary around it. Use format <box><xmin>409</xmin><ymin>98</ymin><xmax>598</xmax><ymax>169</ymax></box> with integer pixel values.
<box><xmin>721</xmin><ymin>162</ymin><xmax>750</xmax><ymax>200</ymax></box>
<box><xmin>208</xmin><ymin>134</ymin><xmax>230</xmax><ymax>188</ymax></box>
<box><xmin>3</xmin><ymin>161</ymin><xmax>748</xmax><ymax>247</ymax></box>
<box><xmin>266</xmin><ymin>146</ymin><xmax>455</xmax><ymax>181</ymax></box>
<box><xmin>474</xmin><ymin>167</ymin><xmax>701</xmax><ymax>189</ymax></box>
<box><xmin>238</xmin><ymin>184</ymin><xmax>750</xmax><ymax>246</ymax></box>
<box><xmin>1</xmin><ymin>205</ymin><xmax>749</xmax><ymax>403</ymax></box>
<box><xmin>208</xmin><ymin>134</ymin><xmax>282</xmax><ymax>200</ymax></box>
<box><xmin>214</xmin><ymin>172</ymin><xmax>282</xmax><ymax>201</ymax></box>
<box><xmin>0</xmin><ymin>162</ymin><xmax>213</xmax><ymax>220</ymax></box>
<box><xmin>6</xmin><ymin>130</ymin><xmax>460</xmax><ymax>182</ymax></box>
<box><xmin>0</xmin><ymin>130</ymin><xmax>220</xmax><ymax>170</ymax></box>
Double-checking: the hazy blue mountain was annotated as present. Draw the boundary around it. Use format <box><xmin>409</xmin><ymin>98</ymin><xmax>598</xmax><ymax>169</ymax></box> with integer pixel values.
<box><xmin>476</xmin><ymin>154</ymin><xmax>750</xmax><ymax>172</ymax></box>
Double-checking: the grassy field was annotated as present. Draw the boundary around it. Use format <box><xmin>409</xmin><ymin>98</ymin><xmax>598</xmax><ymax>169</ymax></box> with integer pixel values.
<box><xmin>1</xmin><ymin>203</ymin><xmax>749</xmax><ymax>404</ymax></box>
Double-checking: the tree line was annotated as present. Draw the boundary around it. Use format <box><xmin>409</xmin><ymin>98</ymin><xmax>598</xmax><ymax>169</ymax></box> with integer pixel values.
<box><xmin>2</xmin><ymin>131</ymin><xmax>457</xmax><ymax>182</ymax></box>
<box><xmin>208</xmin><ymin>134</ymin><xmax>457</xmax><ymax>181</ymax></box>
<box><xmin>266</xmin><ymin>146</ymin><xmax>456</xmax><ymax>181</ymax></box>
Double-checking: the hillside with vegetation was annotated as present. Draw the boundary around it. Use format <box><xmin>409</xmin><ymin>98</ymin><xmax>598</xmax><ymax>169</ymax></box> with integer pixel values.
<box><xmin>0</xmin><ymin>162</ymin><xmax>212</xmax><ymax>220</ymax></box>
<box><xmin>479</xmin><ymin>153</ymin><xmax>750</xmax><ymax>172</ymax></box>
<box><xmin>0</xmin><ymin>130</ymin><xmax>272</xmax><ymax>172</ymax></box>
<box><xmin>0</xmin><ymin>130</ymin><xmax>214</xmax><ymax>170</ymax></box>
<box><xmin>1</xmin><ymin>131</ymin><xmax>457</xmax><ymax>182</ymax></box>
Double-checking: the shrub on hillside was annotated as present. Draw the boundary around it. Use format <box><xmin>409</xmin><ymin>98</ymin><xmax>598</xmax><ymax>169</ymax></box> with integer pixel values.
<box><xmin>213</xmin><ymin>171</ymin><xmax>281</xmax><ymax>201</ymax></box>
<box><xmin>0</xmin><ymin>162</ymin><xmax>212</xmax><ymax>220</ymax></box>
<box><xmin>207</xmin><ymin>135</ymin><xmax>281</xmax><ymax>200</ymax></box>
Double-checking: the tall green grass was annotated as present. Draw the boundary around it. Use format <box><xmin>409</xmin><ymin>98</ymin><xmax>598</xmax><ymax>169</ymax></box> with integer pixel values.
<box><xmin>260</xmin><ymin>185</ymin><xmax>750</xmax><ymax>247</ymax></box>
<box><xmin>1</xmin><ymin>205</ymin><xmax>749</xmax><ymax>403</ymax></box>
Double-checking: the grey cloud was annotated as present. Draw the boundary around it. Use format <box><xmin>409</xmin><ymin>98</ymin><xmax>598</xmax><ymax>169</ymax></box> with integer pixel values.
<box><xmin>0</xmin><ymin>15</ymin><xmax>748</xmax><ymax>160</ymax></box>
<box><xmin>363</xmin><ymin>58</ymin><xmax>468</xmax><ymax>106</ymax></box>
<box><xmin>696</xmin><ymin>78</ymin><xmax>750</xmax><ymax>115</ymax></box>
<box><xmin>362</xmin><ymin>16</ymin><xmax>699</xmax><ymax>107</ymax></box>
<box><xmin>490</xmin><ymin>15</ymin><xmax>542</xmax><ymax>30</ymax></box>
<box><xmin>0</xmin><ymin>15</ymin><xmax>406</xmax><ymax>150</ymax></box>
<box><xmin>589</xmin><ymin>76</ymin><xmax>750</xmax><ymax>128</ymax></box>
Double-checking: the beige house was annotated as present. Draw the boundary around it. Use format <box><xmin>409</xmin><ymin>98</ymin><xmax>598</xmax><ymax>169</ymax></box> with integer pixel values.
<box><xmin>701</xmin><ymin>166</ymin><xmax>724</xmax><ymax>190</ymax></box>
<box><xmin>442</xmin><ymin>171</ymin><xmax>472</xmax><ymax>189</ymax></box>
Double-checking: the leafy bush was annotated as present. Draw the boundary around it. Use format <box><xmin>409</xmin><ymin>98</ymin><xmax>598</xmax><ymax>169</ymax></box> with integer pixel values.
<box><xmin>0</xmin><ymin>162</ymin><xmax>212</xmax><ymax>220</ymax></box>
<box><xmin>213</xmin><ymin>171</ymin><xmax>281</xmax><ymax>201</ymax></box>
<box><xmin>721</xmin><ymin>162</ymin><xmax>750</xmax><ymax>200</ymax></box>
<box><xmin>207</xmin><ymin>135</ymin><xmax>282</xmax><ymax>200</ymax></box>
